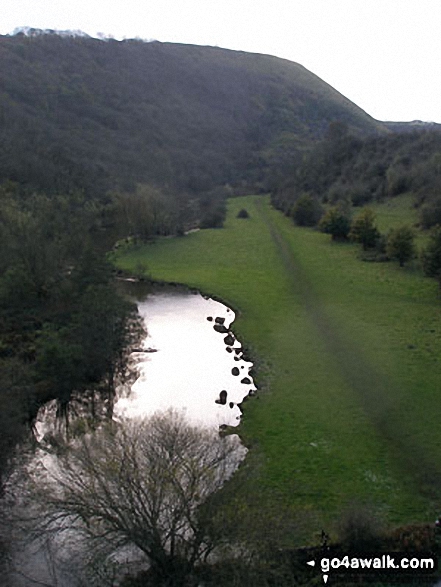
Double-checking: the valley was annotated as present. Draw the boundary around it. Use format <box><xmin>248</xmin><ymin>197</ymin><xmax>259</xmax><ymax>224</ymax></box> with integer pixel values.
<box><xmin>115</xmin><ymin>194</ymin><xmax>441</xmax><ymax>540</ymax></box>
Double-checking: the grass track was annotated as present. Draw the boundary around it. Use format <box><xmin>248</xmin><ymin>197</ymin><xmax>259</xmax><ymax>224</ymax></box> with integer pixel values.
<box><xmin>115</xmin><ymin>195</ymin><xmax>441</xmax><ymax>541</ymax></box>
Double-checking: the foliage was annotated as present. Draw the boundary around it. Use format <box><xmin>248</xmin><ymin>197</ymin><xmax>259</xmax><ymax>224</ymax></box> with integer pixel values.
<box><xmin>25</xmin><ymin>411</ymin><xmax>243</xmax><ymax>586</ymax></box>
<box><xmin>237</xmin><ymin>208</ymin><xmax>250</xmax><ymax>219</ymax></box>
<box><xmin>0</xmin><ymin>32</ymin><xmax>381</xmax><ymax>201</ymax></box>
<box><xmin>0</xmin><ymin>359</ymin><xmax>33</xmax><ymax>492</ymax></box>
<box><xmin>421</xmin><ymin>225</ymin><xmax>441</xmax><ymax>279</ymax></box>
<box><xmin>114</xmin><ymin>184</ymin><xmax>183</xmax><ymax>240</ymax></box>
<box><xmin>318</xmin><ymin>203</ymin><xmax>351</xmax><ymax>240</ymax></box>
<box><xmin>0</xmin><ymin>183</ymin><xmax>140</xmax><ymax>489</ymax></box>
<box><xmin>385</xmin><ymin>225</ymin><xmax>416</xmax><ymax>267</ymax></box>
<box><xmin>291</xmin><ymin>193</ymin><xmax>323</xmax><ymax>227</ymax></box>
<box><xmin>272</xmin><ymin>126</ymin><xmax>441</xmax><ymax>224</ymax></box>
<box><xmin>199</xmin><ymin>193</ymin><xmax>227</xmax><ymax>229</ymax></box>
<box><xmin>349</xmin><ymin>208</ymin><xmax>380</xmax><ymax>250</ymax></box>
<box><xmin>420</xmin><ymin>199</ymin><xmax>441</xmax><ymax>230</ymax></box>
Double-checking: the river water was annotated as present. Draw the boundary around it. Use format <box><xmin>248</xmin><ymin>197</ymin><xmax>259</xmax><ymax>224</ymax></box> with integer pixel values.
<box><xmin>114</xmin><ymin>286</ymin><xmax>256</xmax><ymax>428</ymax></box>
<box><xmin>6</xmin><ymin>286</ymin><xmax>254</xmax><ymax>586</ymax></box>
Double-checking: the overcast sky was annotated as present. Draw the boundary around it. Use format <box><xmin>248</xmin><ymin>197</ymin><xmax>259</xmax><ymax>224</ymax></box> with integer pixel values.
<box><xmin>2</xmin><ymin>0</ymin><xmax>441</xmax><ymax>123</ymax></box>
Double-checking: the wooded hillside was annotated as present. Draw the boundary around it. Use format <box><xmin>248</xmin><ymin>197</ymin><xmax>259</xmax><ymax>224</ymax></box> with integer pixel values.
<box><xmin>0</xmin><ymin>32</ymin><xmax>383</xmax><ymax>198</ymax></box>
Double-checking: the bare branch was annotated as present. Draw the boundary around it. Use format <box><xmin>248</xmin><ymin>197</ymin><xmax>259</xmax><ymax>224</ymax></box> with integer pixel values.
<box><xmin>16</xmin><ymin>410</ymin><xmax>245</xmax><ymax>583</ymax></box>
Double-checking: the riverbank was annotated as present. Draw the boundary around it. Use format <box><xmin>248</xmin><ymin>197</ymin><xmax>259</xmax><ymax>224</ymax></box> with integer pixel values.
<box><xmin>114</xmin><ymin>195</ymin><xmax>441</xmax><ymax>542</ymax></box>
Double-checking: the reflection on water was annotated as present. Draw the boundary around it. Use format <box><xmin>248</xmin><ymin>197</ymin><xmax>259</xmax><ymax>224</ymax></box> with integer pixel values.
<box><xmin>6</xmin><ymin>286</ymin><xmax>254</xmax><ymax>586</ymax></box>
<box><xmin>115</xmin><ymin>287</ymin><xmax>256</xmax><ymax>428</ymax></box>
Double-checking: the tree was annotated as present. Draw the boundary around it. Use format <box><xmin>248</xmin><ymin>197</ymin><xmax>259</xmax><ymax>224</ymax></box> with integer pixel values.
<box><xmin>318</xmin><ymin>204</ymin><xmax>351</xmax><ymax>240</ymax></box>
<box><xmin>115</xmin><ymin>185</ymin><xmax>179</xmax><ymax>241</ymax></box>
<box><xmin>26</xmin><ymin>411</ymin><xmax>244</xmax><ymax>586</ymax></box>
<box><xmin>421</xmin><ymin>225</ymin><xmax>441</xmax><ymax>281</ymax></box>
<box><xmin>291</xmin><ymin>193</ymin><xmax>323</xmax><ymax>227</ymax></box>
<box><xmin>349</xmin><ymin>208</ymin><xmax>380</xmax><ymax>250</ymax></box>
<box><xmin>386</xmin><ymin>225</ymin><xmax>416</xmax><ymax>267</ymax></box>
<box><xmin>0</xmin><ymin>359</ymin><xmax>33</xmax><ymax>494</ymax></box>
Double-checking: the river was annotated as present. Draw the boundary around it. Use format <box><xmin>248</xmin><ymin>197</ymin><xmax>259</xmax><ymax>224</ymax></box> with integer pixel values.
<box><xmin>114</xmin><ymin>285</ymin><xmax>256</xmax><ymax>428</ymax></box>
<box><xmin>5</xmin><ymin>285</ymin><xmax>254</xmax><ymax>586</ymax></box>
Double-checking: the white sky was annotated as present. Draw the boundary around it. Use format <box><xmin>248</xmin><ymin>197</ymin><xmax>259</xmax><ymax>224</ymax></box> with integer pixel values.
<box><xmin>2</xmin><ymin>0</ymin><xmax>441</xmax><ymax>123</ymax></box>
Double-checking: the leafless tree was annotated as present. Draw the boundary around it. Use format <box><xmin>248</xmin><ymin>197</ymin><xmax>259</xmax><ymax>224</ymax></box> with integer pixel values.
<box><xmin>22</xmin><ymin>410</ymin><xmax>245</xmax><ymax>585</ymax></box>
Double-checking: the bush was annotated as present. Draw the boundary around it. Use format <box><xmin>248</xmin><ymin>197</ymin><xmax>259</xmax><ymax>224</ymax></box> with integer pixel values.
<box><xmin>421</xmin><ymin>225</ymin><xmax>441</xmax><ymax>278</ymax></box>
<box><xmin>291</xmin><ymin>193</ymin><xmax>323</xmax><ymax>227</ymax></box>
<box><xmin>420</xmin><ymin>197</ymin><xmax>441</xmax><ymax>229</ymax></box>
<box><xmin>318</xmin><ymin>205</ymin><xmax>351</xmax><ymax>240</ymax></box>
<box><xmin>351</xmin><ymin>183</ymin><xmax>374</xmax><ymax>207</ymax></box>
<box><xmin>386</xmin><ymin>164</ymin><xmax>410</xmax><ymax>196</ymax></box>
<box><xmin>337</xmin><ymin>503</ymin><xmax>384</xmax><ymax>552</ymax></box>
<box><xmin>386</xmin><ymin>225</ymin><xmax>416</xmax><ymax>267</ymax></box>
<box><xmin>200</xmin><ymin>202</ymin><xmax>227</xmax><ymax>228</ymax></box>
<box><xmin>23</xmin><ymin>411</ymin><xmax>244</xmax><ymax>587</ymax></box>
<box><xmin>237</xmin><ymin>208</ymin><xmax>250</xmax><ymax>219</ymax></box>
<box><xmin>349</xmin><ymin>208</ymin><xmax>380</xmax><ymax>250</ymax></box>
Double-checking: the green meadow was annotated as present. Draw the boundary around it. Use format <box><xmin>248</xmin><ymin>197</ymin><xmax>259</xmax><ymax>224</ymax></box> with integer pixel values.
<box><xmin>114</xmin><ymin>195</ymin><xmax>441</xmax><ymax>541</ymax></box>
<box><xmin>369</xmin><ymin>192</ymin><xmax>430</xmax><ymax>248</ymax></box>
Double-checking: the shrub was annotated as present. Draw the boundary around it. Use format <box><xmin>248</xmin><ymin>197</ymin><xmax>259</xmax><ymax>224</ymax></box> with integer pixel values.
<box><xmin>386</xmin><ymin>164</ymin><xmax>410</xmax><ymax>196</ymax></box>
<box><xmin>351</xmin><ymin>183</ymin><xmax>374</xmax><ymax>207</ymax></box>
<box><xmin>420</xmin><ymin>197</ymin><xmax>441</xmax><ymax>229</ymax></box>
<box><xmin>25</xmin><ymin>411</ymin><xmax>243</xmax><ymax>586</ymax></box>
<box><xmin>319</xmin><ymin>205</ymin><xmax>351</xmax><ymax>240</ymax></box>
<box><xmin>237</xmin><ymin>208</ymin><xmax>250</xmax><ymax>219</ymax></box>
<box><xmin>291</xmin><ymin>193</ymin><xmax>323</xmax><ymax>227</ymax></box>
<box><xmin>386</xmin><ymin>225</ymin><xmax>416</xmax><ymax>267</ymax></box>
<box><xmin>349</xmin><ymin>208</ymin><xmax>380</xmax><ymax>250</ymax></box>
<box><xmin>199</xmin><ymin>201</ymin><xmax>227</xmax><ymax>228</ymax></box>
<box><xmin>337</xmin><ymin>503</ymin><xmax>384</xmax><ymax>552</ymax></box>
<box><xmin>421</xmin><ymin>225</ymin><xmax>441</xmax><ymax>278</ymax></box>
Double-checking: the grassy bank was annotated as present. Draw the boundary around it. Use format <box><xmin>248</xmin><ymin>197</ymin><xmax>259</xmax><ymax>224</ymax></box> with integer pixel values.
<box><xmin>114</xmin><ymin>195</ymin><xmax>441</xmax><ymax>542</ymax></box>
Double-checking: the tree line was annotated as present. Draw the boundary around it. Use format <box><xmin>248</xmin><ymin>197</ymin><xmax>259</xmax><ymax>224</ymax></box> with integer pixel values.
<box><xmin>271</xmin><ymin>123</ymin><xmax>441</xmax><ymax>282</ymax></box>
<box><xmin>272</xmin><ymin>123</ymin><xmax>441</xmax><ymax>227</ymax></box>
<box><xmin>0</xmin><ymin>182</ymin><xmax>144</xmax><ymax>492</ymax></box>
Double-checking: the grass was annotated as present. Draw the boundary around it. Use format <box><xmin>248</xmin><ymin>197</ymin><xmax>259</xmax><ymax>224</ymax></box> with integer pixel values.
<box><xmin>114</xmin><ymin>195</ymin><xmax>441</xmax><ymax>543</ymax></box>
<box><xmin>369</xmin><ymin>192</ymin><xmax>430</xmax><ymax>248</ymax></box>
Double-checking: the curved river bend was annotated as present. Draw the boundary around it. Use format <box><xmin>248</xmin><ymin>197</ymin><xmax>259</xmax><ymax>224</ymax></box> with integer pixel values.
<box><xmin>8</xmin><ymin>287</ymin><xmax>255</xmax><ymax>587</ymax></box>
<box><xmin>114</xmin><ymin>287</ymin><xmax>256</xmax><ymax>429</ymax></box>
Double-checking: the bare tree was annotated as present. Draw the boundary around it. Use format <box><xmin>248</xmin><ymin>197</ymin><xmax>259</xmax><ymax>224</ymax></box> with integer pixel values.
<box><xmin>23</xmin><ymin>411</ymin><xmax>245</xmax><ymax>586</ymax></box>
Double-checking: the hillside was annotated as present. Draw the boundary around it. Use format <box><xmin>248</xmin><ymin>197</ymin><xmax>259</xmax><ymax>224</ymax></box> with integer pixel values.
<box><xmin>0</xmin><ymin>32</ymin><xmax>384</xmax><ymax>197</ymax></box>
<box><xmin>272</xmin><ymin>123</ymin><xmax>441</xmax><ymax>228</ymax></box>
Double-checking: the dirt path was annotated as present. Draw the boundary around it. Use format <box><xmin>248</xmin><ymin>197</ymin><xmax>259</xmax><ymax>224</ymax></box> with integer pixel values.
<box><xmin>255</xmin><ymin>198</ymin><xmax>441</xmax><ymax>504</ymax></box>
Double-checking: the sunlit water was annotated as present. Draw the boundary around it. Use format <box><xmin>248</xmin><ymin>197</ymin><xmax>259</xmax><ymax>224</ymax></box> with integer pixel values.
<box><xmin>7</xmin><ymin>287</ymin><xmax>254</xmax><ymax>586</ymax></box>
<box><xmin>114</xmin><ymin>289</ymin><xmax>256</xmax><ymax>428</ymax></box>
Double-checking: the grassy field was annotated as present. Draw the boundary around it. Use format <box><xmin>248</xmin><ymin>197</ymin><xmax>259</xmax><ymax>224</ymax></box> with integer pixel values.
<box><xmin>114</xmin><ymin>195</ymin><xmax>441</xmax><ymax>542</ymax></box>
<box><xmin>369</xmin><ymin>192</ymin><xmax>430</xmax><ymax>248</ymax></box>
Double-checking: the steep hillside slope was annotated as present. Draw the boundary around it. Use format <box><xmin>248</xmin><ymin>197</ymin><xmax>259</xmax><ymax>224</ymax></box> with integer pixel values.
<box><xmin>0</xmin><ymin>33</ymin><xmax>383</xmax><ymax>196</ymax></box>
